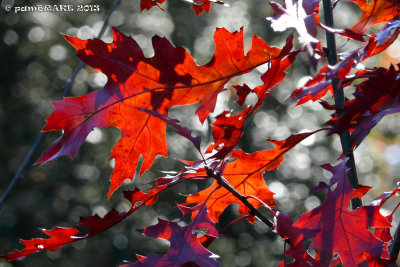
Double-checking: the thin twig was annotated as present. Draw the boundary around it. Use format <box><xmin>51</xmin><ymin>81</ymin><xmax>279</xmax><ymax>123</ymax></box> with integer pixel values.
<box><xmin>283</xmin><ymin>239</ymin><xmax>287</xmax><ymax>267</ymax></box>
<box><xmin>219</xmin><ymin>214</ymin><xmax>254</xmax><ymax>235</ymax></box>
<box><xmin>321</xmin><ymin>0</ymin><xmax>362</xmax><ymax>210</ymax></box>
<box><xmin>204</xmin><ymin>166</ymin><xmax>275</xmax><ymax>229</ymax></box>
<box><xmin>0</xmin><ymin>0</ymin><xmax>121</xmax><ymax>210</ymax></box>
<box><xmin>246</xmin><ymin>195</ymin><xmax>277</xmax><ymax>215</ymax></box>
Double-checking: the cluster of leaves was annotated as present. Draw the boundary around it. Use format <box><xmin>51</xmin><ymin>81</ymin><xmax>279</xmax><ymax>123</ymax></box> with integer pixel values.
<box><xmin>2</xmin><ymin>0</ymin><xmax>400</xmax><ymax>266</ymax></box>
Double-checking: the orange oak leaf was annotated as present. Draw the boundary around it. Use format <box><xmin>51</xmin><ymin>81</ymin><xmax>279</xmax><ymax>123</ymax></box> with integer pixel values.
<box><xmin>291</xmin><ymin>160</ymin><xmax>391</xmax><ymax>265</ymax></box>
<box><xmin>348</xmin><ymin>0</ymin><xmax>400</xmax><ymax>33</ymax></box>
<box><xmin>252</xmin><ymin>38</ymin><xmax>298</xmax><ymax>112</ymax></box>
<box><xmin>1</xmin><ymin>177</ymin><xmax>178</xmax><ymax>261</ymax></box>
<box><xmin>232</xmin><ymin>33</ymin><xmax>297</xmax><ymax>112</ymax></box>
<box><xmin>184</xmin><ymin>131</ymin><xmax>320</xmax><ymax>222</ymax></box>
<box><xmin>35</xmin><ymin>28</ymin><xmax>285</xmax><ymax>197</ymax></box>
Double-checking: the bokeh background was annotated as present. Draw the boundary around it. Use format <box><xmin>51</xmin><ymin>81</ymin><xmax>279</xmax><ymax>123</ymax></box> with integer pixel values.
<box><xmin>1</xmin><ymin>0</ymin><xmax>400</xmax><ymax>266</ymax></box>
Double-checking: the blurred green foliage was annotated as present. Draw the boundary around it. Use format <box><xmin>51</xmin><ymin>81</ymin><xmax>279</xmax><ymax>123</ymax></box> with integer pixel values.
<box><xmin>1</xmin><ymin>0</ymin><xmax>399</xmax><ymax>266</ymax></box>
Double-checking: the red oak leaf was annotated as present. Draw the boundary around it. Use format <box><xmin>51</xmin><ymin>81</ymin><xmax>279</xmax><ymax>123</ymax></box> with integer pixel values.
<box><xmin>205</xmin><ymin>106</ymin><xmax>252</xmax><ymax>159</ymax></box>
<box><xmin>291</xmin><ymin>160</ymin><xmax>391</xmax><ymax>265</ymax></box>
<box><xmin>348</xmin><ymin>0</ymin><xmax>400</xmax><ymax>33</ymax></box>
<box><xmin>139</xmin><ymin>0</ymin><xmax>224</xmax><ymax>16</ymax></box>
<box><xmin>291</xmin><ymin>29</ymin><xmax>399</xmax><ymax>106</ymax></box>
<box><xmin>359</xmin><ymin>183</ymin><xmax>400</xmax><ymax>266</ymax></box>
<box><xmin>291</xmin><ymin>65</ymin><xmax>333</xmax><ymax>106</ymax></box>
<box><xmin>2</xmin><ymin>177</ymin><xmax>178</xmax><ymax>261</ymax></box>
<box><xmin>361</xmin><ymin>255</ymin><xmax>396</xmax><ymax>267</ymax></box>
<box><xmin>372</xmin><ymin>182</ymin><xmax>400</xmax><ymax>207</ymax></box>
<box><xmin>328</xmin><ymin>65</ymin><xmax>400</xmax><ymax>147</ymax></box>
<box><xmin>189</xmin><ymin>0</ymin><xmax>226</xmax><ymax>16</ymax></box>
<box><xmin>140</xmin><ymin>0</ymin><xmax>166</xmax><ymax>10</ymax></box>
<box><xmin>184</xmin><ymin>131</ymin><xmax>320</xmax><ymax>222</ymax></box>
<box><xmin>267</xmin><ymin>0</ymin><xmax>321</xmax><ymax>66</ymax></box>
<box><xmin>376</xmin><ymin>20</ymin><xmax>400</xmax><ymax>43</ymax></box>
<box><xmin>125</xmin><ymin>203</ymin><xmax>219</xmax><ymax>266</ymax></box>
<box><xmin>275</xmin><ymin>212</ymin><xmax>319</xmax><ymax>266</ymax></box>
<box><xmin>360</xmin><ymin>214</ymin><xmax>394</xmax><ymax>267</ymax></box>
<box><xmin>36</xmin><ymin>27</ymin><xmax>285</xmax><ymax>197</ymax></box>
<box><xmin>192</xmin><ymin>0</ymin><xmax>212</xmax><ymax>16</ymax></box>
<box><xmin>319</xmin><ymin>23</ymin><xmax>367</xmax><ymax>42</ymax></box>
<box><xmin>232</xmin><ymin>84</ymin><xmax>252</xmax><ymax>106</ymax></box>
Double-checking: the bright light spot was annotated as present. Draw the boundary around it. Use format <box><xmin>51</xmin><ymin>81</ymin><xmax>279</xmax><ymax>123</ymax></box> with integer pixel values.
<box><xmin>387</xmin><ymin>40</ymin><xmax>400</xmax><ymax>60</ymax></box>
<box><xmin>244</xmin><ymin>92</ymin><xmax>258</xmax><ymax>107</ymax></box>
<box><xmin>297</xmin><ymin>76</ymin><xmax>312</xmax><ymax>88</ymax></box>
<box><xmin>300</xmin><ymin>129</ymin><xmax>316</xmax><ymax>146</ymax></box>
<box><xmin>287</xmin><ymin>105</ymin><xmax>303</xmax><ymax>119</ymax></box>
<box><xmin>384</xmin><ymin>144</ymin><xmax>400</xmax><ymax>165</ymax></box>
<box><xmin>291</xmin><ymin>184</ymin><xmax>309</xmax><ymax>199</ymax></box>
<box><xmin>109</xmin><ymin>11</ymin><xmax>125</xmax><ymax>27</ymax></box>
<box><xmin>380</xmin><ymin>208</ymin><xmax>391</xmax><ymax>217</ymax></box>
<box><xmin>28</xmin><ymin>27</ymin><xmax>45</xmax><ymax>43</ymax></box>
<box><xmin>93</xmin><ymin>73</ymin><xmax>108</xmax><ymax>87</ymax></box>
<box><xmin>253</xmin><ymin>111</ymin><xmax>277</xmax><ymax>129</ymax></box>
<box><xmin>293</xmin><ymin>152</ymin><xmax>311</xmax><ymax>169</ymax></box>
<box><xmin>134</xmin><ymin>12</ymin><xmax>174</xmax><ymax>37</ymax></box>
<box><xmin>273</xmin><ymin>126</ymin><xmax>290</xmax><ymax>140</ymax></box>
<box><xmin>77</xmin><ymin>25</ymin><xmax>94</xmax><ymax>39</ymax></box>
<box><xmin>86</xmin><ymin>127</ymin><xmax>103</xmax><ymax>144</ymax></box>
<box><xmin>304</xmin><ymin>195</ymin><xmax>321</xmax><ymax>210</ymax></box>
<box><xmin>3</xmin><ymin>30</ymin><xmax>18</xmax><ymax>46</ymax></box>
<box><xmin>37</xmin><ymin>245</ymin><xmax>44</xmax><ymax>249</ymax></box>
<box><xmin>92</xmin><ymin>206</ymin><xmax>107</xmax><ymax>217</ymax></box>
<box><xmin>213</xmin><ymin>91</ymin><xmax>230</xmax><ymax>116</ymax></box>
<box><xmin>268</xmin><ymin>181</ymin><xmax>287</xmax><ymax>199</ymax></box>
<box><xmin>66</xmin><ymin>27</ymin><xmax>78</xmax><ymax>36</ymax></box>
<box><xmin>109</xmin><ymin>158</ymin><xmax>115</xmax><ymax>168</ymax></box>
<box><xmin>49</xmin><ymin>45</ymin><xmax>67</xmax><ymax>61</ymax></box>
<box><xmin>256</xmin><ymin>63</ymin><xmax>269</xmax><ymax>74</ymax></box>
<box><xmin>73</xmin><ymin>164</ymin><xmax>100</xmax><ymax>181</ymax></box>
<box><xmin>117</xmin><ymin>202</ymin><xmax>130</xmax><ymax>213</ymax></box>
<box><xmin>91</xmin><ymin>21</ymin><xmax>104</xmax><ymax>35</ymax></box>
<box><xmin>214</xmin><ymin>1</ymin><xmax>249</xmax><ymax>31</ymax></box>
<box><xmin>32</xmin><ymin>12</ymin><xmax>58</xmax><ymax>26</ymax></box>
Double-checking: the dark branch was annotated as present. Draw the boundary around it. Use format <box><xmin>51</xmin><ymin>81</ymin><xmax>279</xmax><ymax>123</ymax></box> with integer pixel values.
<box><xmin>204</xmin><ymin>166</ymin><xmax>274</xmax><ymax>229</ymax></box>
<box><xmin>389</xmin><ymin>219</ymin><xmax>400</xmax><ymax>261</ymax></box>
<box><xmin>322</xmin><ymin>0</ymin><xmax>362</xmax><ymax>210</ymax></box>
